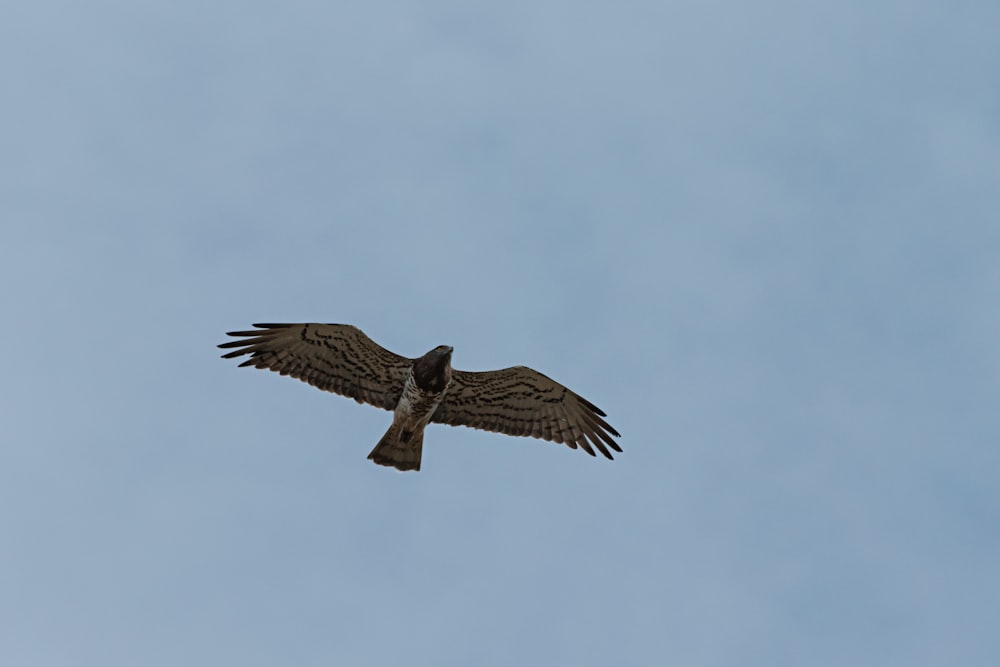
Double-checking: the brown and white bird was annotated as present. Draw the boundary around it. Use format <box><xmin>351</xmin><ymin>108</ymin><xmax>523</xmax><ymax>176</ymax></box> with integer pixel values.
<box><xmin>218</xmin><ymin>323</ymin><xmax>621</xmax><ymax>471</ymax></box>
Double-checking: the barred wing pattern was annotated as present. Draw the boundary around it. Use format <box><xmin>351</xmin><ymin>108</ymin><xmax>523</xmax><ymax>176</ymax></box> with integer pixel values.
<box><xmin>218</xmin><ymin>323</ymin><xmax>412</xmax><ymax>410</ymax></box>
<box><xmin>431</xmin><ymin>367</ymin><xmax>622</xmax><ymax>459</ymax></box>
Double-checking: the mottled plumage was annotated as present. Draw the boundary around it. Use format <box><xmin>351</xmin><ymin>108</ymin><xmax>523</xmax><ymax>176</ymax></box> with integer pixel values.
<box><xmin>219</xmin><ymin>323</ymin><xmax>621</xmax><ymax>471</ymax></box>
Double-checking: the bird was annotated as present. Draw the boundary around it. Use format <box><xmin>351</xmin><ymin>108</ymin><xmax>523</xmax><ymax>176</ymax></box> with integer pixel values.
<box><xmin>218</xmin><ymin>323</ymin><xmax>621</xmax><ymax>471</ymax></box>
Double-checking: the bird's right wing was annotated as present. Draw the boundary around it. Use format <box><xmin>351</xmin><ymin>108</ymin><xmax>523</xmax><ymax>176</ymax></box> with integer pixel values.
<box><xmin>218</xmin><ymin>323</ymin><xmax>412</xmax><ymax>411</ymax></box>
<box><xmin>431</xmin><ymin>366</ymin><xmax>621</xmax><ymax>458</ymax></box>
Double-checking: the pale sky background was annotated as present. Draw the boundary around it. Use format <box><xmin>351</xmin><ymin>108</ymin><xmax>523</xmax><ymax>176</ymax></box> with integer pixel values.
<box><xmin>2</xmin><ymin>1</ymin><xmax>999</xmax><ymax>665</ymax></box>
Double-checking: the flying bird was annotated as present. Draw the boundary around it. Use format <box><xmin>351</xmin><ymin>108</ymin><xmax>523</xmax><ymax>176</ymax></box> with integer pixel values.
<box><xmin>218</xmin><ymin>323</ymin><xmax>621</xmax><ymax>471</ymax></box>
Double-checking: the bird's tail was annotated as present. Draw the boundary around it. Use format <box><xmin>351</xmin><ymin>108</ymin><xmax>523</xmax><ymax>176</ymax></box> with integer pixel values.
<box><xmin>367</xmin><ymin>421</ymin><xmax>424</xmax><ymax>472</ymax></box>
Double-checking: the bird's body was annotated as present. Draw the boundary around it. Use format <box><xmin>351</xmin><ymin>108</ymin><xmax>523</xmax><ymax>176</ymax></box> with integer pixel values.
<box><xmin>367</xmin><ymin>345</ymin><xmax>453</xmax><ymax>471</ymax></box>
<box><xmin>219</xmin><ymin>323</ymin><xmax>620</xmax><ymax>471</ymax></box>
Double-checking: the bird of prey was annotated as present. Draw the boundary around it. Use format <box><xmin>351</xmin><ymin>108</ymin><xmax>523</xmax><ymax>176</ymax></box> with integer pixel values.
<box><xmin>218</xmin><ymin>323</ymin><xmax>621</xmax><ymax>472</ymax></box>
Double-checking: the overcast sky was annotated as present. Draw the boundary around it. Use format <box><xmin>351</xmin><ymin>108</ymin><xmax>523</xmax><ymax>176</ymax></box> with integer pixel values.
<box><xmin>2</xmin><ymin>1</ymin><xmax>998</xmax><ymax>665</ymax></box>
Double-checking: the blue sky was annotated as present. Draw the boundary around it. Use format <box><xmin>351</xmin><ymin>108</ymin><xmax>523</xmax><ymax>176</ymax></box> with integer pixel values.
<box><xmin>2</xmin><ymin>1</ymin><xmax>998</xmax><ymax>665</ymax></box>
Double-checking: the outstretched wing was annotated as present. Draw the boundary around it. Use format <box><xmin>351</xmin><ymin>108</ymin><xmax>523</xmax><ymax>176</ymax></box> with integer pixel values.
<box><xmin>431</xmin><ymin>366</ymin><xmax>622</xmax><ymax>459</ymax></box>
<box><xmin>218</xmin><ymin>323</ymin><xmax>412</xmax><ymax>410</ymax></box>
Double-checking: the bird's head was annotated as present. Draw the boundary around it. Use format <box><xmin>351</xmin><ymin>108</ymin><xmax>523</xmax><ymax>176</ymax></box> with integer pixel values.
<box><xmin>413</xmin><ymin>345</ymin><xmax>453</xmax><ymax>392</ymax></box>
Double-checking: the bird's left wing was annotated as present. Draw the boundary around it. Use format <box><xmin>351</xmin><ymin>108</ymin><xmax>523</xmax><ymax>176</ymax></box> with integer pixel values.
<box><xmin>218</xmin><ymin>323</ymin><xmax>412</xmax><ymax>411</ymax></box>
<box><xmin>431</xmin><ymin>366</ymin><xmax>622</xmax><ymax>459</ymax></box>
